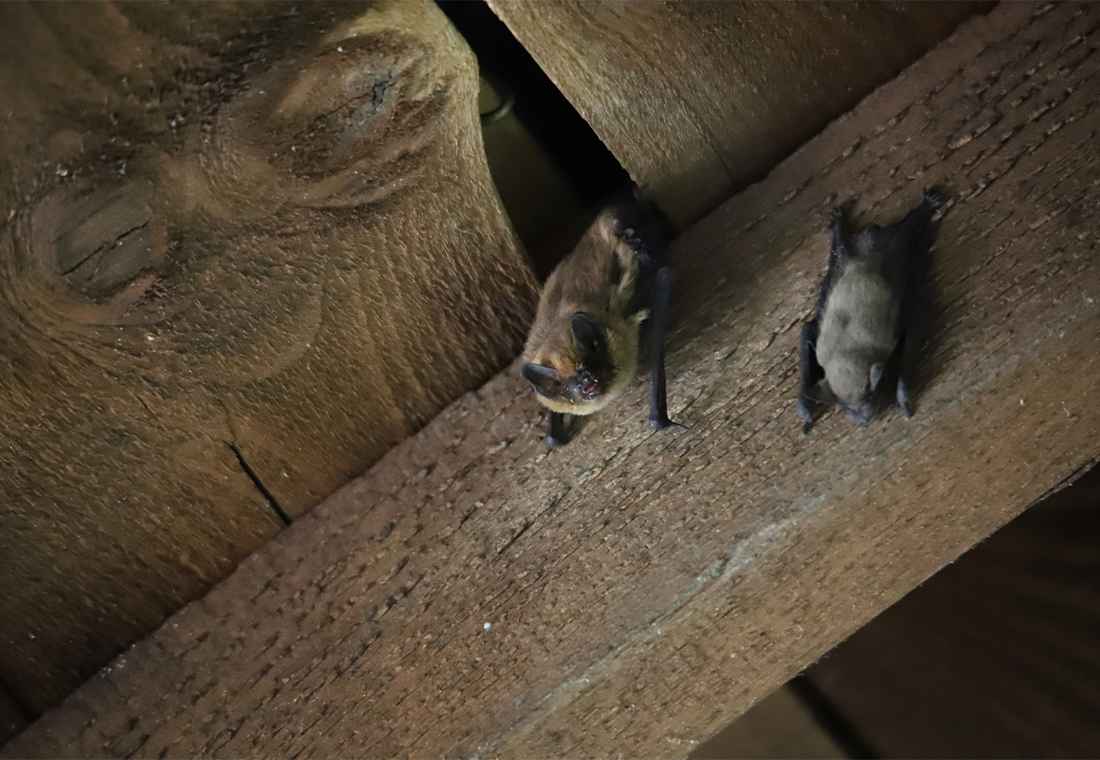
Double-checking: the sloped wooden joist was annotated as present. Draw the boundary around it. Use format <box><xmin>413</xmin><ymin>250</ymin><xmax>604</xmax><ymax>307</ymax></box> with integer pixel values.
<box><xmin>6</xmin><ymin>3</ymin><xmax>1100</xmax><ymax>757</ymax></box>
<box><xmin>487</xmin><ymin>0</ymin><xmax>990</xmax><ymax>227</ymax></box>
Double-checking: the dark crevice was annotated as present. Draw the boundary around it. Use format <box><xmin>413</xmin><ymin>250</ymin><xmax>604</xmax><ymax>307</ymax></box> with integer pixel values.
<box><xmin>788</xmin><ymin>673</ymin><xmax>880</xmax><ymax>760</ymax></box>
<box><xmin>227</xmin><ymin>442</ymin><xmax>292</xmax><ymax>526</ymax></box>
<box><xmin>438</xmin><ymin>1</ymin><xmax>627</xmax><ymax>206</ymax></box>
<box><xmin>0</xmin><ymin>672</ymin><xmax>34</xmax><ymax>726</ymax></box>
<box><xmin>439</xmin><ymin>0</ymin><xmax>630</xmax><ymax>279</ymax></box>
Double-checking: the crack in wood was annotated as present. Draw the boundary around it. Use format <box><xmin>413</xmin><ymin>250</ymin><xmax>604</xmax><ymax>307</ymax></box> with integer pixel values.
<box><xmin>59</xmin><ymin>220</ymin><xmax>151</xmax><ymax>278</ymax></box>
<box><xmin>227</xmin><ymin>442</ymin><xmax>292</xmax><ymax>527</ymax></box>
<box><xmin>497</xmin><ymin>518</ymin><xmax>533</xmax><ymax>555</ymax></box>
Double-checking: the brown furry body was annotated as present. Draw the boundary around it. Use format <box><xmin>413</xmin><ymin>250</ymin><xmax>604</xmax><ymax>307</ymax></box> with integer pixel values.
<box><xmin>798</xmin><ymin>191</ymin><xmax>943</xmax><ymax>431</ymax></box>
<box><xmin>521</xmin><ymin>210</ymin><xmax>644</xmax><ymax>416</ymax></box>
<box><xmin>815</xmin><ymin>259</ymin><xmax>900</xmax><ymax>409</ymax></box>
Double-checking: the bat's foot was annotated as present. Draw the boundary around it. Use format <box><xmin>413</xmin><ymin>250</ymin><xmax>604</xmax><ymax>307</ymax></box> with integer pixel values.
<box><xmin>547</xmin><ymin>413</ymin><xmax>570</xmax><ymax>447</ymax></box>
<box><xmin>650</xmin><ymin>415</ymin><xmax>681</xmax><ymax>431</ymax></box>
<box><xmin>797</xmin><ymin>395</ymin><xmax>820</xmax><ymax>431</ymax></box>
<box><xmin>828</xmin><ymin>208</ymin><xmax>844</xmax><ymax>230</ymax></box>
<box><xmin>897</xmin><ymin>378</ymin><xmax>913</xmax><ymax>418</ymax></box>
<box><xmin>797</xmin><ymin>400</ymin><xmax>814</xmax><ymax>425</ymax></box>
<box><xmin>922</xmin><ymin>188</ymin><xmax>945</xmax><ymax>211</ymax></box>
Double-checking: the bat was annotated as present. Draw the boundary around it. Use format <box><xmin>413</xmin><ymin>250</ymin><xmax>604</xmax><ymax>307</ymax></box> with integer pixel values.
<box><xmin>798</xmin><ymin>190</ymin><xmax>944</xmax><ymax>434</ymax></box>
<box><xmin>520</xmin><ymin>192</ymin><xmax>676</xmax><ymax>447</ymax></box>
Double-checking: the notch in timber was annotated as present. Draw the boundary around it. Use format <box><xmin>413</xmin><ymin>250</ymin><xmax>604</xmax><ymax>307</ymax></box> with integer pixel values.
<box><xmin>227</xmin><ymin>442</ymin><xmax>292</xmax><ymax>527</ymax></box>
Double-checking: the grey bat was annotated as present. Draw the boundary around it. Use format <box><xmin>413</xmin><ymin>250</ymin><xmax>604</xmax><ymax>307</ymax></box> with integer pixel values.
<box><xmin>798</xmin><ymin>190</ymin><xmax>944</xmax><ymax>433</ymax></box>
<box><xmin>520</xmin><ymin>191</ymin><xmax>676</xmax><ymax>447</ymax></box>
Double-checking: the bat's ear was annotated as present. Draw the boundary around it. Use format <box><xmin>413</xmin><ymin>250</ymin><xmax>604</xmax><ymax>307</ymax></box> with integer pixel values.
<box><xmin>571</xmin><ymin>312</ymin><xmax>609</xmax><ymax>365</ymax></box>
<box><xmin>869</xmin><ymin>363</ymin><xmax>885</xmax><ymax>391</ymax></box>
<box><xmin>521</xmin><ymin>363</ymin><xmax>564</xmax><ymax>398</ymax></box>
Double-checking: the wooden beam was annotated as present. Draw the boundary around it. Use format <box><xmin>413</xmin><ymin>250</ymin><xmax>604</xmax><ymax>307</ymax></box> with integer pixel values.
<box><xmin>6</xmin><ymin>3</ymin><xmax>1100</xmax><ymax>756</ymax></box>
<box><xmin>0</xmin><ymin>1</ymin><xmax>536</xmax><ymax>716</ymax></box>
<box><xmin>487</xmin><ymin>0</ymin><xmax>990</xmax><ymax>227</ymax></box>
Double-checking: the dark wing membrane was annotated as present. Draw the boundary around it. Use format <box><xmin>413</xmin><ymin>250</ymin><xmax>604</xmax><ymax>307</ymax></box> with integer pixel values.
<box><xmin>798</xmin><ymin>320</ymin><xmax>825</xmax><ymax>432</ymax></box>
<box><xmin>866</xmin><ymin>191</ymin><xmax>944</xmax><ymax>416</ymax></box>
<box><xmin>613</xmin><ymin>194</ymin><xmax>673</xmax><ymax>314</ymax></box>
<box><xmin>870</xmin><ymin>192</ymin><xmax>941</xmax><ymax>341</ymax></box>
<box><xmin>612</xmin><ymin>190</ymin><xmax>677</xmax><ymax>430</ymax></box>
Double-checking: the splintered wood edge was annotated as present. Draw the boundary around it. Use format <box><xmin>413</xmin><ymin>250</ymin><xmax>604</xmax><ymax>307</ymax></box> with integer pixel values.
<box><xmin>6</xmin><ymin>3</ymin><xmax>1100</xmax><ymax>758</ymax></box>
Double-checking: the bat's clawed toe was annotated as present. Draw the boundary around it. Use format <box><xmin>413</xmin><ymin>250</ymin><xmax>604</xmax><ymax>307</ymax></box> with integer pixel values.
<box><xmin>650</xmin><ymin>415</ymin><xmax>683</xmax><ymax>431</ymax></box>
<box><xmin>796</xmin><ymin>400</ymin><xmax>814</xmax><ymax>425</ymax></box>
<box><xmin>922</xmin><ymin>188</ymin><xmax>946</xmax><ymax>211</ymax></box>
<box><xmin>899</xmin><ymin>397</ymin><xmax>913</xmax><ymax>419</ymax></box>
<box><xmin>897</xmin><ymin>377</ymin><xmax>913</xmax><ymax>418</ymax></box>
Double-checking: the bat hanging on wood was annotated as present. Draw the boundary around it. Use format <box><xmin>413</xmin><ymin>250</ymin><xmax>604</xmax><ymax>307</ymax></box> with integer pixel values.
<box><xmin>798</xmin><ymin>190</ymin><xmax>944</xmax><ymax>434</ymax></box>
<box><xmin>520</xmin><ymin>191</ymin><xmax>677</xmax><ymax>447</ymax></box>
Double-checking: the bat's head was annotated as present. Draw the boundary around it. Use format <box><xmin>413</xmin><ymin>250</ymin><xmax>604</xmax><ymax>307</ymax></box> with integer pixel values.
<box><xmin>822</xmin><ymin>358</ymin><xmax>886</xmax><ymax>425</ymax></box>
<box><xmin>521</xmin><ymin>312</ymin><xmax>634</xmax><ymax>416</ymax></box>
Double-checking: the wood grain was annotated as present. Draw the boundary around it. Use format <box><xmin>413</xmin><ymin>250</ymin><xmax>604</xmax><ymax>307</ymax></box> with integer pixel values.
<box><xmin>0</xmin><ymin>0</ymin><xmax>537</xmax><ymax>716</ymax></box>
<box><xmin>6</xmin><ymin>2</ymin><xmax>1100</xmax><ymax>757</ymax></box>
<box><xmin>806</xmin><ymin>464</ymin><xmax>1100</xmax><ymax>758</ymax></box>
<box><xmin>487</xmin><ymin>0</ymin><xmax>990</xmax><ymax>228</ymax></box>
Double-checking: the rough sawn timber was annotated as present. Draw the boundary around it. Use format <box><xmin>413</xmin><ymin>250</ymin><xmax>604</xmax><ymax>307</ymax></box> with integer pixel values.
<box><xmin>487</xmin><ymin>0</ymin><xmax>990</xmax><ymax>228</ymax></box>
<box><xmin>6</xmin><ymin>3</ymin><xmax>1100</xmax><ymax>757</ymax></box>
<box><xmin>0</xmin><ymin>0</ymin><xmax>536</xmax><ymax>717</ymax></box>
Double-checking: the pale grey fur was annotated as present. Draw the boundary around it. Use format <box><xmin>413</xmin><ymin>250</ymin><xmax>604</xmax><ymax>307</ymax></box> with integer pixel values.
<box><xmin>816</xmin><ymin>259</ymin><xmax>898</xmax><ymax>417</ymax></box>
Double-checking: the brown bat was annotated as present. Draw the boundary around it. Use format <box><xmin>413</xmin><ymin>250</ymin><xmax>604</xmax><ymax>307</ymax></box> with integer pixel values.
<box><xmin>520</xmin><ymin>193</ymin><xmax>676</xmax><ymax>446</ymax></box>
<box><xmin>799</xmin><ymin>190</ymin><xmax>944</xmax><ymax>433</ymax></box>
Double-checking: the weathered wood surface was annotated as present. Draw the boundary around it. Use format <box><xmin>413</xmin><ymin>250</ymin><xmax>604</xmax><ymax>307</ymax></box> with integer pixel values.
<box><xmin>0</xmin><ymin>0</ymin><xmax>536</xmax><ymax>717</ymax></box>
<box><xmin>807</xmin><ymin>464</ymin><xmax>1100</xmax><ymax>758</ymax></box>
<box><xmin>7</xmin><ymin>2</ymin><xmax>1100</xmax><ymax>757</ymax></box>
<box><xmin>487</xmin><ymin>0</ymin><xmax>990</xmax><ymax>228</ymax></box>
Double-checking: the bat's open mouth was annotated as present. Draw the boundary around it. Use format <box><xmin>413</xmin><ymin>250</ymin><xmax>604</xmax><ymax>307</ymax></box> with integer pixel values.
<box><xmin>581</xmin><ymin>380</ymin><xmax>600</xmax><ymax>399</ymax></box>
